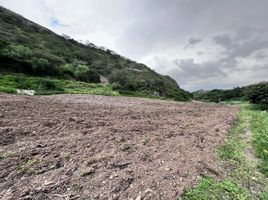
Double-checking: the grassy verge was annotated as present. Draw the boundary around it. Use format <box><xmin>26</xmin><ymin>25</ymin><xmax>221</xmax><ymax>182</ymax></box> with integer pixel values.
<box><xmin>180</xmin><ymin>103</ymin><xmax>268</xmax><ymax>200</ymax></box>
<box><xmin>0</xmin><ymin>74</ymin><xmax>119</xmax><ymax>96</ymax></box>
<box><xmin>249</xmin><ymin>107</ymin><xmax>268</xmax><ymax>176</ymax></box>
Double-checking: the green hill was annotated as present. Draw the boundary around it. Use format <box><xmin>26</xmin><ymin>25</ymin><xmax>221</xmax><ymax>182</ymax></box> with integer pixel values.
<box><xmin>0</xmin><ymin>6</ymin><xmax>190</xmax><ymax>101</ymax></box>
<box><xmin>193</xmin><ymin>82</ymin><xmax>268</xmax><ymax>109</ymax></box>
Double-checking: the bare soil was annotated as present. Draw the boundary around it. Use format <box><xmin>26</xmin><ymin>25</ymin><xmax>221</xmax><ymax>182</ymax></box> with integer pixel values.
<box><xmin>0</xmin><ymin>94</ymin><xmax>238</xmax><ymax>200</ymax></box>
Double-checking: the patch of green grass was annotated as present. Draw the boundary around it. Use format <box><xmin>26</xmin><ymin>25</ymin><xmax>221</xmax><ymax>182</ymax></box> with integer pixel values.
<box><xmin>0</xmin><ymin>74</ymin><xmax>119</xmax><ymax>96</ymax></box>
<box><xmin>217</xmin><ymin>115</ymin><xmax>245</xmax><ymax>163</ymax></box>
<box><xmin>180</xmin><ymin>102</ymin><xmax>268</xmax><ymax>200</ymax></box>
<box><xmin>180</xmin><ymin>177</ymin><xmax>248</xmax><ymax>200</ymax></box>
<box><xmin>259</xmin><ymin>186</ymin><xmax>268</xmax><ymax>200</ymax></box>
<box><xmin>248</xmin><ymin>107</ymin><xmax>268</xmax><ymax>175</ymax></box>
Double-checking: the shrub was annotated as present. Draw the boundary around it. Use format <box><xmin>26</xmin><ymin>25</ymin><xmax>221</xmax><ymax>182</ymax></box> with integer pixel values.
<box><xmin>31</xmin><ymin>57</ymin><xmax>49</xmax><ymax>75</ymax></box>
<box><xmin>74</xmin><ymin>65</ymin><xmax>100</xmax><ymax>83</ymax></box>
<box><xmin>2</xmin><ymin>44</ymin><xmax>32</xmax><ymax>59</ymax></box>
<box><xmin>38</xmin><ymin>79</ymin><xmax>60</xmax><ymax>91</ymax></box>
<box><xmin>246</xmin><ymin>82</ymin><xmax>268</xmax><ymax>109</ymax></box>
<box><xmin>108</xmin><ymin>69</ymin><xmax>138</xmax><ymax>92</ymax></box>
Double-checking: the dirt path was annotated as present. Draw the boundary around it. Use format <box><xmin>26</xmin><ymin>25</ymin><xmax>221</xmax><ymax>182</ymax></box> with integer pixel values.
<box><xmin>243</xmin><ymin>117</ymin><xmax>259</xmax><ymax>168</ymax></box>
<box><xmin>0</xmin><ymin>94</ymin><xmax>239</xmax><ymax>200</ymax></box>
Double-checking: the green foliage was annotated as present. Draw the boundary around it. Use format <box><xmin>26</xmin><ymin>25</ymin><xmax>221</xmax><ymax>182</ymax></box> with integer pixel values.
<box><xmin>217</xmin><ymin>116</ymin><xmax>245</xmax><ymax>163</ymax></box>
<box><xmin>74</xmin><ymin>65</ymin><xmax>100</xmax><ymax>83</ymax></box>
<box><xmin>193</xmin><ymin>83</ymin><xmax>268</xmax><ymax>110</ymax></box>
<box><xmin>180</xmin><ymin>177</ymin><xmax>248</xmax><ymax>200</ymax></box>
<box><xmin>31</xmin><ymin>57</ymin><xmax>49</xmax><ymax>74</ymax></box>
<box><xmin>2</xmin><ymin>44</ymin><xmax>32</xmax><ymax>59</ymax></box>
<box><xmin>193</xmin><ymin>87</ymin><xmax>243</xmax><ymax>103</ymax></box>
<box><xmin>259</xmin><ymin>186</ymin><xmax>268</xmax><ymax>200</ymax></box>
<box><xmin>108</xmin><ymin>69</ymin><xmax>138</xmax><ymax>92</ymax></box>
<box><xmin>0</xmin><ymin>74</ymin><xmax>118</xmax><ymax>96</ymax></box>
<box><xmin>181</xmin><ymin>103</ymin><xmax>268</xmax><ymax>199</ymax></box>
<box><xmin>0</xmin><ymin>6</ymin><xmax>190</xmax><ymax>101</ymax></box>
<box><xmin>245</xmin><ymin>82</ymin><xmax>268</xmax><ymax>109</ymax></box>
<box><xmin>250</xmin><ymin>110</ymin><xmax>268</xmax><ymax>175</ymax></box>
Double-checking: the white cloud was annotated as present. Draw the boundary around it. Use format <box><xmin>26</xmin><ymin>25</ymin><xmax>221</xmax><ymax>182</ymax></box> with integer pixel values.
<box><xmin>0</xmin><ymin>0</ymin><xmax>268</xmax><ymax>91</ymax></box>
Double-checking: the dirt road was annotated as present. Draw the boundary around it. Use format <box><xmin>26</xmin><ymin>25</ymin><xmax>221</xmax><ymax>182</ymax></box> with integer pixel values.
<box><xmin>0</xmin><ymin>94</ymin><xmax>238</xmax><ymax>199</ymax></box>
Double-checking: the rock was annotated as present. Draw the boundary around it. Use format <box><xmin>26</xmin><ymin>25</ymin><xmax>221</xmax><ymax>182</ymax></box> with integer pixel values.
<box><xmin>111</xmin><ymin>162</ymin><xmax>131</xmax><ymax>169</ymax></box>
<box><xmin>144</xmin><ymin>188</ymin><xmax>153</xmax><ymax>196</ymax></box>
<box><xmin>135</xmin><ymin>195</ymin><xmax>141</xmax><ymax>200</ymax></box>
<box><xmin>81</xmin><ymin>167</ymin><xmax>95</xmax><ymax>177</ymax></box>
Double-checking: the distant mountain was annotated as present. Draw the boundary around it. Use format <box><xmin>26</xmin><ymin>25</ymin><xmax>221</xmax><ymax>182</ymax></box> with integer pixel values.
<box><xmin>0</xmin><ymin>6</ymin><xmax>190</xmax><ymax>101</ymax></box>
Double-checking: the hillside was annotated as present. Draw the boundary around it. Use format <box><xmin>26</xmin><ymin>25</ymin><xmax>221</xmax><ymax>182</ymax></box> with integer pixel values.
<box><xmin>193</xmin><ymin>82</ymin><xmax>268</xmax><ymax>109</ymax></box>
<box><xmin>0</xmin><ymin>6</ymin><xmax>190</xmax><ymax>101</ymax></box>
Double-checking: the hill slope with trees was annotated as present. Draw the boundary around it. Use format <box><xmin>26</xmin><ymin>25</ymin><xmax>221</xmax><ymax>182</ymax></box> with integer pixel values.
<box><xmin>193</xmin><ymin>82</ymin><xmax>268</xmax><ymax>109</ymax></box>
<box><xmin>0</xmin><ymin>6</ymin><xmax>190</xmax><ymax>101</ymax></box>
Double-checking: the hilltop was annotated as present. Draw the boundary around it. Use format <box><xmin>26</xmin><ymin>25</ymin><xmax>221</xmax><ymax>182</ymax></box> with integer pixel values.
<box><xmin>0</xmin><ymin>6</ymin><xmax>190</xmax><ymax>101</ymax></box>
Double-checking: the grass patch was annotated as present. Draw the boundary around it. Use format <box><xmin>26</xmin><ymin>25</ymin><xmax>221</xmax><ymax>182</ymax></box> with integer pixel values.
<box><xmin>180</xmin><ymin>177</ymin><xmax>248</xmax><ymax>200</ymax></box>
<box><xmin>0</xmin><ymin>74</ymin><xmax>119</xmax><ymax>96</ymax></box>
<box><xmin>248</xmin><ymin>107</ymin><xmax>268</xmax><ymax>175</ymax></box>
<box><xmin>217</xmin><ymin>115</ymin><xmax>245</xmax><ymax>164</ymax></box>
<box><xmin>180</xmin><ymin>102</ymin><xmax>268</xmax><ymax>200</ymax></box>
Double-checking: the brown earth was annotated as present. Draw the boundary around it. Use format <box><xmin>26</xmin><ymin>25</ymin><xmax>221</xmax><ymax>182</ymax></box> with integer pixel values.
<box><xmin>0</xmin><ymin>94</ymin><xmax>239</xmax><ymax>200</ymax></box>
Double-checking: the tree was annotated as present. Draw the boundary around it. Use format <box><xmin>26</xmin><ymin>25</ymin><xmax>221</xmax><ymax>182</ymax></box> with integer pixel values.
<box><xmin>31</xmin><ymin>57</ymin><xmax>49</xmax><ymax>75</ymax></box>
<box><xmin>74</xmin><ymin>65</ymin><xmax>100</xmax><ymax>83</ymax></box>
<box><xmin>108</xmin><ymin>69</ymin><xmax>138</xmax><ymax>92</ymax></box>
<box><xmin>246</xmin><ymin>82</ymin><xmax>268</xmax><ymax>108</ymax></box>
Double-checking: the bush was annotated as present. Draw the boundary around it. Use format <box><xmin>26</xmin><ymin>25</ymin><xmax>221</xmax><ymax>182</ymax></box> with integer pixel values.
<box><xmin>246</xmin><ymin>82</ymin><xmax>268</xmax><ymax>109</ymax></box>
<box><xmin>31</xmin><ymin>57</ymin><xmax>49</xmax><ymax>75</ymax></box>
<box><xmin>74</xmin><ymin>65</ymin><xmax>100</xmax><ymax>83</ymax></box>
<box><xmin>37</xmin><ymin>79</ymin><xmax>63</xmax><ymax>91</ymax></box>
<box><xmin>108</xmin><ymin>69</ymin><xmax>138</xmax><ymax>92</ymax></box>
<box><xmin>2</xmin><ymin>44</ymin><xmax>32</xmax><ymax>59</ymax></box>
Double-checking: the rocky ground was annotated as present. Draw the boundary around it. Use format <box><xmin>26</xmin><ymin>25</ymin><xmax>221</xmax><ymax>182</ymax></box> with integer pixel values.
<box><xmin>0</xmin><ymin>94</ymin><xmax>239</xmax><ymax>200</ymax></box>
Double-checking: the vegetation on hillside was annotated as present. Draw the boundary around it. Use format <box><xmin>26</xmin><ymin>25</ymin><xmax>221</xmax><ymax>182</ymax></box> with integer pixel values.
<box><xmin>0</xmin><ymin>74</ymin><xmax>119</xmax><ymax>96</ymax></box>
<box><xmin>0</xmin><ymin>6</ymin><xmax>190</xmax><ymax>101</ymax></box>
<box><xmin>193</xmin><ymin>82</ymin><xmax>268</xmax><ymax>109</ymax></box>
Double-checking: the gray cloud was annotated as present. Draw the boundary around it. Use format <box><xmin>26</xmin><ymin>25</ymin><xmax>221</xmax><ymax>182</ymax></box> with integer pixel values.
<box><xmin>0</xmin><ymin>0</ymin><xmax>268</xmax><ymax>91</ymax></box>
<box><xmin>174</xmin><ymin>59</ymin><xmax>226</xmax><ymax>79</ymax></box>
<box><xmin>184</xmin><ymin>37</ymin><xmax>202</xmax><ymax>49</ymax></box>
<box><xmin>197</xmin><ymin>51</ymin><xmax>204</xmax><ymax>56</ymax></box>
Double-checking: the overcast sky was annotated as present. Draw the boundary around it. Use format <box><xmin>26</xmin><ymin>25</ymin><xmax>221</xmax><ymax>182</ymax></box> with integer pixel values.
<box><xmin>1</xmin><ymin>0</ymin><xmax>268</xmax><ymax>91</ymax></box>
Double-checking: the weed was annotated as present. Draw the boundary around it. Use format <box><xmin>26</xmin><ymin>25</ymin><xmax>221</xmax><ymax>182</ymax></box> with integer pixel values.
<box><xmin>143</xmin><ymin>138</ymin><xmax>150</xmax><ymax>145</ymax></box>
<box><xmin>0</xmin><ymin>153</ymin><xmax>10</xmax><ymax>160</ymax></box>
<box><xmin>180</xmin><ymin>177</ymin><xmax>248</xmax><ymax>200</ymax></box>
<box><xmin>26</xmin><ymin>159</ymin><xmax>38</xmax><ymax>165</ymax></box>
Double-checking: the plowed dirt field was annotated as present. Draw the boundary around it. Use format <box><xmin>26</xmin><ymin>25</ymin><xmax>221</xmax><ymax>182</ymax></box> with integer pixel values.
<box><xmin>0</xmin><ymin>94</ymin><xmax>238</xmax><ymax>200</ymax></box>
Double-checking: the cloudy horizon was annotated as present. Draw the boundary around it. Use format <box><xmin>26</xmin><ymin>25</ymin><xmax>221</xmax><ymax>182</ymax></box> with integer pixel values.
<box><xmin>0</xmin><ymin>0</ymin><xmax>267</xmax><ymax>91</ymax></box>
